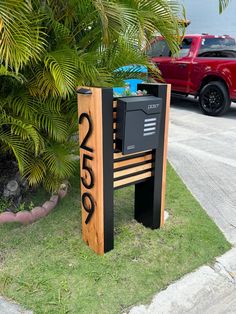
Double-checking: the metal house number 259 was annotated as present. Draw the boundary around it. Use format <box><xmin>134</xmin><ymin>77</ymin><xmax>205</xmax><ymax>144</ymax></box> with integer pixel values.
<box><xmin>79</xmin><ymin>113</ymin><xmax>95</xmax><ymax>224</ymax></box>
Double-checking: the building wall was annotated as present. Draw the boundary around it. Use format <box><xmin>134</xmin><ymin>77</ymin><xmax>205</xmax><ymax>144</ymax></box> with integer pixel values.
<box><xmin>181</xmin><ymin>0</ymin><xmax>236</xmax><ymax>38</ymax></box>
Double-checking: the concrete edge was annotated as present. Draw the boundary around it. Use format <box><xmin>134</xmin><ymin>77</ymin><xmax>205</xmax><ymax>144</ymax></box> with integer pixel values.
<box><xmin>0</xmin><ymin>296</ymin><xmax>33</xmax><ymax>314</ymax></box>
<box><xmin>128</xmin><ymin>247</ymin><xmax>236</xmax><ymax>314</ymax></box>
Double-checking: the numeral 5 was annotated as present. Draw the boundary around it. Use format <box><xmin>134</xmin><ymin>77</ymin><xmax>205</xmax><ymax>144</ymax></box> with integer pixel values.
<box><xmin>81</xmin><ymin>154</ymin><xmax>94</xmax><ymax>189</ymax></box>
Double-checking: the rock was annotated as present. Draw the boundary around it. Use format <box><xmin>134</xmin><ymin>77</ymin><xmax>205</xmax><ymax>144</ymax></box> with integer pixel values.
<box><xmin>50</xmin><ymin>194</ymin><xmax>59</xmax><ymax>206</ymax></box>
<box><xmin>42</xmin><ymin>201</ymin><xmax>56</xmax><ymax>214</ymax></box>
<box><xmin>164</xmin><ymin>210</ymin><xmax>169</xmax><ymax>222</ymax></box>
<box><xmin>0</xmin><ymin>212</ymin><xmax>16</xmax><ymax>224</ymax></box>
<box><xmin>6</xmin><ymin>180</ymin><xmax>20</xmax><ymax>194</ymax></box>
<box><xmin>3</xmin><ymin>180</ymin><xmax>20</xmax><ymax>198</ymax></box>
<box><xmin>58</xmin><ymin>183</ymin><xmax>68</xmax><ymax>199</ymax></box>
<box><xmin>31</xmin><ymin>206</ymin><xmax>47</xmax><ymax>221</ymax></box>
<box><xmin>3</xmin><ymin>189</ymin><xmax>10</xmax><ymax>198</ymax></box>
<box><xmin>15</xmin><ymin>211</ymin><xmax>33</xmax><ymax>225</ymax></box>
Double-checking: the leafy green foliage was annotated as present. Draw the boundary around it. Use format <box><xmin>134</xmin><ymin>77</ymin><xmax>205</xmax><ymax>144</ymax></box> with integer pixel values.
<box><xmin>0</xmin><ymin>198</ymin><xmax>11</xmax><ymax>213</ymax></box>
<box><xmin>0</xmin><ymin>0</ymin><xmax>45</xmax><ymax>71</ymax></box>
<box><xmin>219</xmin><ymin>0</ymin><xmax>230</xmax><ymax>13</ymax></box>
<box><xmin>0</xmin><ymin>0</ymin><xmax>185</xmax><ymax>191</ymax></box>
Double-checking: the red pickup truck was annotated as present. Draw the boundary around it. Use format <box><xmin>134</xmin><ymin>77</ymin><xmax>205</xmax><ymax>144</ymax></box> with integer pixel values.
<box><xmin>148</xmin><ymin>34</ymin><xmax>236</xmax><ymax>116</ymax></box>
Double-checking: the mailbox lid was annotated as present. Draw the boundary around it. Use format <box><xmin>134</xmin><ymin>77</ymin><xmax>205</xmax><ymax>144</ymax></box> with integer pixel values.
<box><xmin>118</xmin><ymin>96</ymin><xmax>162</xmax><ymax>115</ymax></box>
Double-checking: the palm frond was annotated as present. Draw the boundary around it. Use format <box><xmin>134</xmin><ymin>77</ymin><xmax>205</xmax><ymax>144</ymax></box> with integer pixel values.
<box><xmin>44</xmin><ymin>49</ymin><xmax>78</xmax><ymax>97</ymax></box>
<box><xmin>0</xmin><ymin>115</ymin><xmax>43</xmax><ymax>155</ymax></box>
<box><xmin>2</xmin><ymin>94</ymin><xmax>36</xmax><ymax>120</ymax></box>
<box><xmin>22</xmin><ymin>157</ymin><xmax>47</xmax><ymax>186</ymax></box>
<box><xmin>30</xmin><ymin>97</ymin><xmax>69</xmax><ymax>142</ymax></box>
<box><xmin>0</xmin><ymin>0</ymin><xmax>46</xmax><ymax>70</ymax></box>
<box><xmin>219</xmin><ymin>0</ymin><xmax>230</xmax><ymax>13</ymax></box>
<box><xmin>43</xmin><ymin>142</ymin><xmax>77</xmax><ymax>179</ymax></box>
<box><xmin>0</xmin><ymin>130</ymin><xmax>28</xmax><ymax>172</ymax></box>
<box><xmin>0</xmin><ymin>65</ymin><xmax>25</xmax><ymax>83</ymax></box>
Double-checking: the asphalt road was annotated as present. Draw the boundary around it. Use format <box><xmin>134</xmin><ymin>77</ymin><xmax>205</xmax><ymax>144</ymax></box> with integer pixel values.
<box><xmin>168</xmin><ymin>96</ymin><xmax>236</xmax><ymax>245</ymax></box>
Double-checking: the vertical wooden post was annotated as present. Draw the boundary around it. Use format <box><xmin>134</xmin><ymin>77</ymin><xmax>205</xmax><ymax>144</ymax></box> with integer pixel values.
<box><xmin>134</xmin><ymin>83</ymin><xmax>171</xmax><ymax>228</ymax></box>
<box><xmin>77</xmin><ymin>87</ymin><xmax>114</xmax><ymax>255</ymax></box>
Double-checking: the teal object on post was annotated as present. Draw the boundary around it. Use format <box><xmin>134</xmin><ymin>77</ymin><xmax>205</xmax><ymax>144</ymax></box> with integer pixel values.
<box><xmin>113</xmin><ymin>65</ymin><xmax>147</xmax><ymax>94</ymax></box>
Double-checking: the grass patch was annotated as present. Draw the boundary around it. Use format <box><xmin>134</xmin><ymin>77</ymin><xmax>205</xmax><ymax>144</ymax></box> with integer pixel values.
<box><xmin>0</xmin><ymin>163</ymin><xmax>230</xmax><ymax>314</ymax></box>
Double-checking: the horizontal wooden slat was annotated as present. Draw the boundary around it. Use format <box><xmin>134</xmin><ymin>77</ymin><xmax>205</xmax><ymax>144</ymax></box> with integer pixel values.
<box><xmin>114</xmin><ymin>171</ymin><xmax>153</xmax><ymax>188</ymax></box>
<box><xmin>114</xmin><ymin>153</ymin><xmax>153</xmax><ymax>169</ymax></box>
<box><xmin>114</xmin><ymin>163</ymin><xmax>153</xmax><ymax>179</ymax></box>
<box><xmin>113</xmin><ymin>150</ymin><xmax>152</xmax><ymax>160</ymax></box>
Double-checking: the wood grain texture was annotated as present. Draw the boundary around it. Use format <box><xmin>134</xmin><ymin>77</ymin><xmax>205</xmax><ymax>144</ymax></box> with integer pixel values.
<box><xmin>114</xmin><ymin>171</ymin><xmax>153</xmax><ymax>188</ymax></box>
<box><xmin>114</xmin><ymin>153</ymin><xmax>153</xmax><ymax>169</ymax></box>
<box><xmin>114</xmin><ymin>163</ymin><xmax>153</xmax><ymax>179</ymax></box>
<box><xmin>113</xmin><ymin>150</ymin><xmax>151</xmax><ymax>160</ymax></box>
<box><xmin>78</xmin><ymin>87</ymin><xmax>104</xmax><ymax>255</ymax></box>
<box><xmin>160</xmin><ymin>84</ymin><xmax>171</xmax><ymax>226</ymax></box>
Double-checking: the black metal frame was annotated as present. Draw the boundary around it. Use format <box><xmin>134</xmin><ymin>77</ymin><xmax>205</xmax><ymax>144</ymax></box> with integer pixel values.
<box><xmin>102</xmin><ymin>88</ymin><xmax>114</xmax><ymax>253</ymax></box>
<box><xmin>134</xmin><ymin>84</ymin><xmax>167</xmax><ymax>229</ymax></box>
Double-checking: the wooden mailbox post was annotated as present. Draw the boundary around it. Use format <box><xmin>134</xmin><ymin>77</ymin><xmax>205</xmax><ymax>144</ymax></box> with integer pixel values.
<box><xmin>77</xmin><ymin>83</ymin><xmax>171</xmax><ymax>255</ymax></box>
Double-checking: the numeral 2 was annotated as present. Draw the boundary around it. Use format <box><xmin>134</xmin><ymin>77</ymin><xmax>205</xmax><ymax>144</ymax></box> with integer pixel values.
<box><xmin>79</xmin><ymin>113</ymin><xmax>93</xmax><ymax>153</ymax></box>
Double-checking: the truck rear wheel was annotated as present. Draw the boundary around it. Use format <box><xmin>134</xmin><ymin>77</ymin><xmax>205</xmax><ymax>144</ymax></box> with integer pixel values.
<box><xmin>199</xmin><ymin>81</ymin><xmax>231</xmax><ymax>116</ymax></box>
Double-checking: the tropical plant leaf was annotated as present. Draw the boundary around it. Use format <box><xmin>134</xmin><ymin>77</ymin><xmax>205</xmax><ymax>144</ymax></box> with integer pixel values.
<box><xmin>43</xmin><ymin>143</ymin><xmax>77</xmax><ymax>179</ymax></box>
<box><xmin>0</xmin><ymin>130</ymin><xmax>28</xmax><ymax>172</ymax></box>
<box><xmin>23</xmin><ymin>157</ymin><xmax>47</xmax><ymax>186</ymax></box>
<box><xmin>219</xmin><ymin>0</ymin><xmax>230</xmax><ymax>13</ymax></box>
<box><xmin>0</xmin><ymin>0</ymin><xmax>46</xmax><ymax>70</ymax></box>
<box><xmin>0</xmin><ymin>65</ymin><xmax>25</xmax><ymax>83</ymax></box>
<box><xmin>30</xmin><ymin>97</ymin><xmax>69</xmax><ymax>142</ymax></box>
<box><xmin>0</xmin><ymin>115</ymin><xmax>43</xmax><ymax>155</ymax></box>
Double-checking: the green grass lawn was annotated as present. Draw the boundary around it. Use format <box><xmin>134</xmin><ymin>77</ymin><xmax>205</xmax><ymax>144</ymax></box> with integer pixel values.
<box><xmin>0</xmin><ymin>163</ymin><xmax>230</xmax><ymax>314</ymax></box>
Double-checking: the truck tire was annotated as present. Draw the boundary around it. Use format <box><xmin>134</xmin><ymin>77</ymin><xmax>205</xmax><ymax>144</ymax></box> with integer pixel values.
<box><xmin>199</xmin><ymin>81</ymin><xmax>231</xmax><ymax>116</ymax></box>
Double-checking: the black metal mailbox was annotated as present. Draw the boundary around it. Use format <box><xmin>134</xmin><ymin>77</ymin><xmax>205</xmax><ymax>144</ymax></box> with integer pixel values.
<box><xmin>116</xmin><ymin>95</ymin><xmax>162</xmax><ymax>154</ymax></box>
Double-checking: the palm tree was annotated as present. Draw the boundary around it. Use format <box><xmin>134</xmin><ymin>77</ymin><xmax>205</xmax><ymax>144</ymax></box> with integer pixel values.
<box><xmin>0</xmin><ymin>0</ymin><xmax>185</xmax><ymax>192</ymax></box>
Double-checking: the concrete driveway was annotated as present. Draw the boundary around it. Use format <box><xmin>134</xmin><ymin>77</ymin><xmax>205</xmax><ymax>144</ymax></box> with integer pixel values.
<box><xmin>168</xmin><ymin>96</ymin><xmax>236</xmax><ymax>245</ymax></box>
<box><xmin>130</xmin><ymin>96</ymin><xmax>236</xmax><ymax>314</ymax></box>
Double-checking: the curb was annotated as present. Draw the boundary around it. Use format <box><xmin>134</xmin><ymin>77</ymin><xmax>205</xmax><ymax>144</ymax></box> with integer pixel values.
<box><xmin>128</xmin><ymin>247</ymin><xmax>236</xmax><ymax>314</ymax></box>
<box><xmin>0</xmin><ymin>183</ymin><xmax>68</xmax><ymax>225</ymax></box>
<box><xmin>0</xmin><ymin>296</ymin><xmax>32</xmax><ymax>314</ymax></box>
